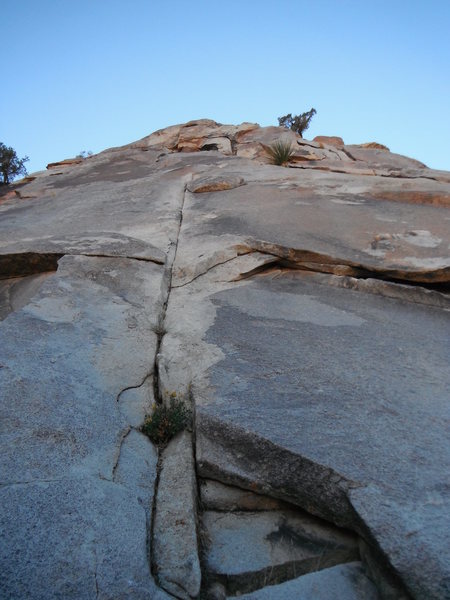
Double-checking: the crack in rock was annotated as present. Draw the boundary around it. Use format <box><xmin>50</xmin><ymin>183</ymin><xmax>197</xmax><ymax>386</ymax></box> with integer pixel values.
<box><xmin>116</xmin><ymin>372</ymin><xmax>153</xmax><ymax>403</ymax></box>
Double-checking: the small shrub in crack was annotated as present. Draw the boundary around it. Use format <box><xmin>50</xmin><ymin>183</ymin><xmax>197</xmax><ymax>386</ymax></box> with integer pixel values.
<box><xmin>266</xmin><ymin>140</ymin><xmax>296</xmax><ymax>166</ymax></box>
<box><xmin>142</xmin><ymin>398</ymin><xmax>191</xmax><ymax>446</ymax></box>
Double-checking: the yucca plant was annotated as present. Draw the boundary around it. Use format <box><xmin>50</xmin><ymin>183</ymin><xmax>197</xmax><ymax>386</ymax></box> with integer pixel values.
<box><xmin>266</xmin><ymin>140</ymin><xmax>295</xmax><ymax>166</ymax></box>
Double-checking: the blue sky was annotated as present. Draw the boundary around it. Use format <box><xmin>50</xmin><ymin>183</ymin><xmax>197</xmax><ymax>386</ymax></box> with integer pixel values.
<box><xmin>2</xmin><ymin>0</ymin><xmax>450</xmax><ymax>174</ymax></box>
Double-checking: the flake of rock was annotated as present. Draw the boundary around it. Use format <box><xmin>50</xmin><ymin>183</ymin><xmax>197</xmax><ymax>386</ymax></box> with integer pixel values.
<box><xmin>0</xmin><ymin>232</ymin><xmax>165</xmax><ymax>278</ymax></box>
<box><xmin>230</xmin><ymin>562</ymin><xmax>380</xmax><ymax>600</ymax></box>
<box><xmin>153</xmin><ymin>431</ymin><xmax>201</xmax><ymax>599</ymax></box>
<box><xmin>236</xmin><ymin>125</ymin><xmax>299</xmax><ymax>147</ymax></box>
<box><xmin>192</xmin><ymin>272</ymin><xmax>449</xmax><ymax>599</ymax></box>
<box><xmin>187</xmin><ymin>175</ymin><xmax>245</xmax><ymax>193</ymax></box>
<box><xmin>359</xmin><ymin>141</ymin><xmax>390</xmax><ymax>151</ymax></box>
<box><xmin>201</xmin><ymin>509</ymin><xmax>358</xmax><ymax>594</ymax></box>
<box><xmin>313</xmin><ymin>135</ymin><xmax>345</xmax><ymax>147</ymax></box>
<box><xmin>200</xmin><ymin>479</ymin><xmax>288</xmax><ymax>511</ymax></box>
<box><xmin>345</xmin><ymin>145</ymin><xmax>426</xmax><ymax>169</ymax></box>
<box><xmin>47</xmin><ymin>157</ymin><xmax>84</xmax><ymax>169</ymax></box>
<box><xmin>172</xmin><ymin>161</ymin><xmax>450</xmax><ymax>284</ymax></box>
<box><xmin>290</xmin><ymin>149</ymin><xmax>326</xmax><ymax>162</ymax></box>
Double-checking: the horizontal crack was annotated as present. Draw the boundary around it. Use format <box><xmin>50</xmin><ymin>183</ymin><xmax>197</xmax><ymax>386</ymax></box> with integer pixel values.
<box><xmin>288</xmin><ymin>163</ymin><xmax>445</xmax><ymax>182</ymax></box>
<box><xmin>246</xmin><ymin>240</ymin><xmax>450</xmax><ymax>288</ymax></box>
<box><xmin>0</xmin><ymin>252</ymin><xmax>62</xmax><ymax>279</ymax></box>
<box><xmin>172</xmin><ymin>250</ymin><xmax>254</xmax><ymax>288</ymax></box>
<box><xmin>0</xmin><ymin>477</ymin><xmax>66</xmax><ymax>487</ymax></box>
<box><xmin>76</xmin><ymin>253</ymin><xmax>164</xmax><ymax>265</ymax></box>
<box><xmin>0</xmin><ymin>251</ymin><xmax>164</xmax><ymax>280</ymax></box>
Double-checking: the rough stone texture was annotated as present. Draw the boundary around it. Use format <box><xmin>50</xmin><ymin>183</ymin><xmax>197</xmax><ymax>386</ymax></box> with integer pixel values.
<box><xmin>0</xmin><ymin>232</ymin><xmax>166</xmax><ymax>274</ymax></box>
<box><xmin>171</xmin><ymin>162</ymin><xmax>450</xmax><ymax>287</ymax></box>
<box><xmin>187</xmin><ymin>175</ymin><xmax>245</xmax><ymax>194</ymax></box>
<box><xmin>359</xmin><ymin>141</ymin><xmax>390</xmax><ymax>151</ymax></box>
<box><xmin>0</xmin><ymin>254</ymin><xmax>167</xmax><ymax>596</ymax></box>
<box><xmin>192</xmin><ymin>272</ymin><xmax>449</xmax><ymax>600</ymax></box>
<box><xmin>1</xmin><ymin>119</ymin><xmax>449</xmax><ymax>598</ymax></box>
<box><xmin>0</xmin><ymin>477</ymin><xmax>170</xmax><ymax>600</ymax></box>
<box><xmin>313</xmin><ymin>135</ymin><xmax>345</xmax><ymax>147</ymax></box>
<box><xmin>0</xmin><ymin>147</ymin><xmax>189</xmax><ymax>255</ymax></box>
<box><xmin>201</xmin><ymin>509</ymin><xmax>358</xmax><ymax>594</ymax></box>
<box><xmin>153</xmin><ymin>431</ymin><xmax>201</xmax><ymax>599</ymax></box>
<box><xmin>0</xmin><ymin>272</ymin><xmax>53</xmax><ymax>320</ymax></box>
<box><xmin>231</xmin><ymin>562</ymin><xmax>380</xmax><ymax>600</ymax></box>
<box><xmin>47</xmin><ymin>157</ymin><xmax>84</xmax><ymax>168</ymax></box>
<box><xmin>1</xmin><ymin>255</ymin><xmax>162</xmax><ymax>484</ymax></box>
<box><xmin>200</xmin><ymin>479</ymin><xmax>288</xmax><ymax>512</ymax></box>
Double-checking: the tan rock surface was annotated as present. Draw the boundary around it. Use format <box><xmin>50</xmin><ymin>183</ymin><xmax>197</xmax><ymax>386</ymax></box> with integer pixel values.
<box><xmin>313</xmin><ymin>135</ymin><xmax>345</xmax><ymax>147</ymax></box>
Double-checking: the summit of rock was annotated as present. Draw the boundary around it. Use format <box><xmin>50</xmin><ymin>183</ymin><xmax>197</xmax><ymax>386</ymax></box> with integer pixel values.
<box><xmin>1</xmin><ymin>121</ymin><xmax>449</xmax><ymax>599</ymax></box>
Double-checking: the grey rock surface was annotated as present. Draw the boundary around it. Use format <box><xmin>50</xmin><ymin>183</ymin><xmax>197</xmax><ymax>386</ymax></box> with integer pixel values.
<box><xmin>172</xmin><ymin>162</ymin><xmax>450</xmax><ymax>287</ymax></box>
<box><xmin>201</xmin><ymin>509</ymin><xmax>358</xmax><ymax>594</ymax></box>
<box><xmin>0</xmin><ymin>272</ymin><xmax>52</xmax><ymax>320</ymax></box>
<box><xmin>0</xmin><ymin>476</ymin><xmax>174</xmax><ymax>600</ymax></box>
<box><xmin>0</xmin><ymin>147</ymin><xmax>189</xmax><ymax>255</ymax></box>
<box><xmin>193</xmin><ymin>272</ymin><xmax>449</xmax><ymax>599</ymax></box>
<box><xmin>231</xmin><ymin>562</ymin><xmax>380</xmax><ymax>600</ymax></box>
<box><xmin>0</xmin><ymin>119</ymin><xmax>449</xmax><ymax>598</ymax></box>
<box><xmin>0</xmin><ymin>254</ymin><xmax>166</xmax><ymax>597</ymax></box>
<box><xmin>153</xmin><ymin>431</ymin><xmax>201</xmax><ymax>599</ymax></box>
<box><xmin>200</xmin><ymin>479</ymin><xmax>288</xmax><ymax>512</ymax></box>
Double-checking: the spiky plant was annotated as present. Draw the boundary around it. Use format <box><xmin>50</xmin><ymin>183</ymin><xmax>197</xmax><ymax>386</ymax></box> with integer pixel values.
<box><xmin>266</xmin><ymin>140</ymin><xmax>296</xmax><ymax>166</ymax></box>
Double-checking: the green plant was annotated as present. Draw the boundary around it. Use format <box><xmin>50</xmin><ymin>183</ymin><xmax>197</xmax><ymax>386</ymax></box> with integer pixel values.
<box><xmin>0</xmin><ymin>143</ymin><xmax>29</xmax><ymax>184</ymax></box>
<box><xmin>142</xmin><ymin>398</ymin><xmax>191</xmax><ymax>446</ymax></box>
<box><xmin>278</xmin><ymin>108</ymin><xmax>317</xmax><ymax>137</ymax></box>
<box><xmin>266</xmin><ymin>140</ymin><xmax>296</xmax><ymax>166</ymax></box>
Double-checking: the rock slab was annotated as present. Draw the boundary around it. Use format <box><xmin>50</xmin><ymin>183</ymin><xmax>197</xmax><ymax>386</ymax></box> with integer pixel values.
<box><xmin>153</xmin><ymin>431</ymin><xmax>201</xmax><ymax>599</ymax></box>
<box><xmin>201</xmin><ymin>509</ymin><xmax>358</xmax><ymax>595</ymax></box>
<box><xmin>232</xmin><ymin>562</ymin><xmax>380</xmax><ymax>600</ymax></box>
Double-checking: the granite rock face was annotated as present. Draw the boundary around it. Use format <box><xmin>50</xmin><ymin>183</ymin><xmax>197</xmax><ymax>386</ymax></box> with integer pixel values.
<box><xmin>233</xmin><ymin>562</ymin><xmax>380</xmax><ymax>600</ymax></box>
<box><xmin>0</xmin><ymin>120</ymin><xmax>449</xmax><ymax>599</ymax></box>
<box><xmin>153</xmin><ymin>432</ymin><xmax>201</xmax><ymax>599</ymax></box>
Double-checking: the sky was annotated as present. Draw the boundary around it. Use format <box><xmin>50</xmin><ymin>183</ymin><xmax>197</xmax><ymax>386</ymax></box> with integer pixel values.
<box><xmin>2</xmin><ymin>0</ymin><xmax>450</xmax><ymax>175</ymax></box>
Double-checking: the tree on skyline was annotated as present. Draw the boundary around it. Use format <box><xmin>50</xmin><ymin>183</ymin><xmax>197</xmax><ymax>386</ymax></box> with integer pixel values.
<box><xmin>0</xmin><ymin>143</ymin><xmax>29</xmax><ymax>184</ymax></box>
<box><xmin>278</xmin><ymin>109</ymin><xmax>317</xmax><ymax>137</ymax></box>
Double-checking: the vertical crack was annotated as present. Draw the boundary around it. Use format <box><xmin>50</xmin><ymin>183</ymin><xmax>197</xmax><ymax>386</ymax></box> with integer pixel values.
<box><xmin>152</xmin><ymin>182</ymin><xmax>188</xmax><ymax>405</ymax></box>
<box><xmin>112</xmin><ymin>426</ymin><xmax>132</xmax><ymax>481</ymax></box>
<box><xmin>149</xmin><ymin>181</ymin><xmax>190</xmax><ymax>590</ymax></box>
<box><xmin>149</xmin><ymin>448</ymin><xmax>163</xmax><ymax>583</ymax></box>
